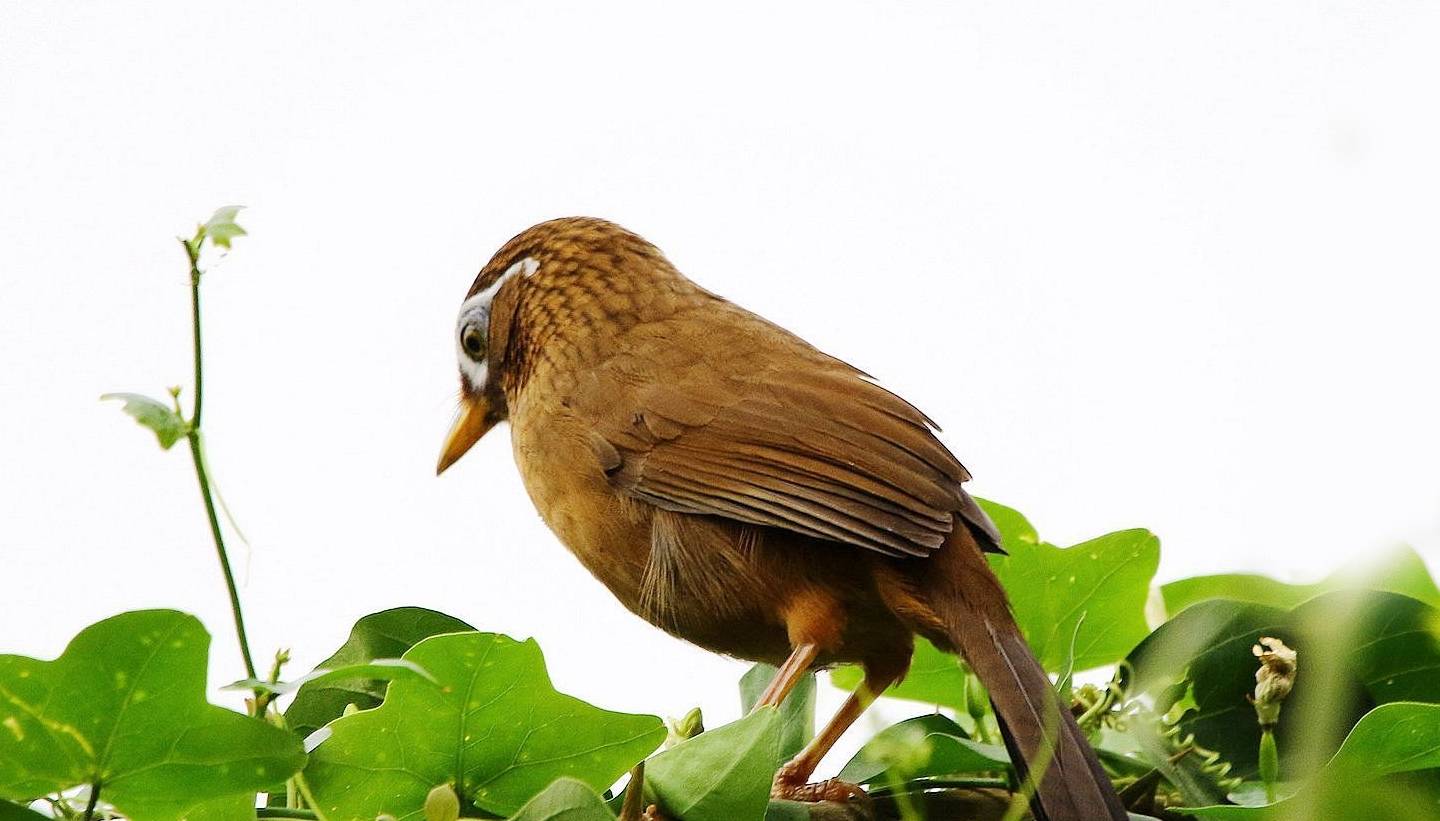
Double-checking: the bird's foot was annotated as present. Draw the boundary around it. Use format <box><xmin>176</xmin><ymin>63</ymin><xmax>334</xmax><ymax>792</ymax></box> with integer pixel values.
<box><xmin>771</xmin><ymin>762</ymin><xmax>871</xmax><ymax>806</ymax></box>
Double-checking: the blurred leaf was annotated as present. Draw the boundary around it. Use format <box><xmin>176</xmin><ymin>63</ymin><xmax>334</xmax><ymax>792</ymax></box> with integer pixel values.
<box><xmin>508</xmin><ymin>777</ymin><xmax>615</xmax><ymax>821</ymax></box>
<box><xmin>1162</xmin><ymin>547</ymin><xmax>1440</xmax><ymax>616</ymax></box>
<box><xmin>739</xmin><ymin>663</ymin><xmax>815</xmax><ymax>762</ymax></box>
<box><xmin>226</xmin><ymin>657</ymin><xmax>434</xmax><ymax>696</ymax></box>
<box><xmin>101</xmin><ymin>392</ymin><xmax>188</xmax><ymax>449</ymax></box>
<box><xmin>0</xmin><ymin>801</ymin><xmax>47</xmax><ymax>821</ymax></box>
<box><xmin>837</xmin><ymin>714</ymin><xmax>1008</xmax><ymax>785</ymax></box>
<box><xmin>645</xmin><ymin>708</ymin><xmax>782</xmax><ymax>821</ymax></box>
<box><xmin>201</xmin><ymin>205</ymin><xmax>247</xmax><ymax>249</ymax></box>
<box><xmin>0</xmin><ymin>610</ymin><xmax>304</xmax><ymax>819</ymax></box>
<box><xmin>284</xmin><ymin>606</ymin><xmax>473</xmax><ymax>740</ymax></box>
<box><xmin>304</xmin><ymin>631</ymin><xmax>664</xmax><ymax>818</ymax></box>
<box><xmin>1128</xmin><ymin>591</ymin><xmax>1440</xmax><ymax>777</ymax></box>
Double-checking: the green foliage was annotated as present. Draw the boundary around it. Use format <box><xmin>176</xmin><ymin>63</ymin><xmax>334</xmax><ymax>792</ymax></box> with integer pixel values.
<box><xmin>508</xmin><ymin>778</ymin><xmax>615</xmax><ymax>821</ymax></box>
<box><xmin>284</xmin><ymin>606</ymin><xmax>474</xmax><ymax>741</ymax></box>
<box><xmin>1161</xmin><ymin>546</ymin><xmax>1440</xmax><ymax>615</ymax></box>
<box><xmin>303</xmin><ymin>631</ymin><xmax>666</xmax><ymax>818</ymax></box>
<box><xmin>1181</xmin><ymin>702</ymin><xmax>1440</xmax><ymax>819</ymax></box>
<box><xmin>102</xmin><ymin>392</ymin><xmax>188</xmax><ymax>449</ymax></box>
<box><xmin>15</xmin><ymin>208</ymin><xmax>1440</xmax><ymax>819</ymax></box>
<box><xmin>0</xmin><ymin>610</ymin><xmax>304</xmax><ymax>819</ymax></box>
<box><xmin>837</xmin><ymin>714</ymin><xmax>1009</xmax><ymax>786</ymax></box>
<box><xmin>738</xmin><ymin>664</ymin><xmax>815</xmax><ymax>763</ymax></box>
<box><xmin>643</xmin><ymin>709</ymin><xmax>783</xmax><ymax>821</ymax></box>
<box><xmin>1130</xmin><ymin>590</ymin><xmax>1440</xmax><ymax>776</ymax></box>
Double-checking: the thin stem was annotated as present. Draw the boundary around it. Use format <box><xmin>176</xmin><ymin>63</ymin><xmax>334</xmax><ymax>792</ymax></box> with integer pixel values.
<box><xmin>82</xmin><ymin>780</ymin><xmax>100</xmax><ymax>821</ymax></box>
<box><xmin>292</xmin><ymin>772</ymin><xmax>331</xmax><ymax>821</ymax></box>
<box><xmin>180</xmin><ymin>238</ymin><xmax>258</xmax><ymax>684</ymax></box>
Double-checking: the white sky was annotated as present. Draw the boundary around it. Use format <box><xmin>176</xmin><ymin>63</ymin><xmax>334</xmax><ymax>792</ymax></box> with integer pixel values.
<box><xmin>3</xmin><ymin>0</ymin><xmax>1438</xmax><ymax>779</ymax></box>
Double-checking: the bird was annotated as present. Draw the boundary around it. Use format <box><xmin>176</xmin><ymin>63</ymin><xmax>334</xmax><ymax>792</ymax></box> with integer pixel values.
<box><xmin>436</xmin><ymin>217</ymin><xmax>1125</xmax><ymax>820</ymax></box>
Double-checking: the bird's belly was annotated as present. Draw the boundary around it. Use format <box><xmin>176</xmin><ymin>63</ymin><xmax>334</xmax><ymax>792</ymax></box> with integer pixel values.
<box><xmin>508</xmin><ymin>405</ymin><xmax>910</xmax><ymax>668</ymax></box>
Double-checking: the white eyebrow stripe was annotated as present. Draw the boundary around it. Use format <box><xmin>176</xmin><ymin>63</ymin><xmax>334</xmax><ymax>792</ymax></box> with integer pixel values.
<box><xmin>455</xmin><ymin>256</ymin><xmax>537</xmax><ymax>391</ymax></box>
<box><xmin>457</xmin><ymin>256</ymin><xmax>538</xmax><ymax>317</ymax></box>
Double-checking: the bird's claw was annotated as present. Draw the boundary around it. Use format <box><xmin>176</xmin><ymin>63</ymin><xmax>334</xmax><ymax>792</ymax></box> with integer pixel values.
<box><xmin>771</xmin><ymin>764</ymin><xmax>871</xmax><ymax>806</ymax></box>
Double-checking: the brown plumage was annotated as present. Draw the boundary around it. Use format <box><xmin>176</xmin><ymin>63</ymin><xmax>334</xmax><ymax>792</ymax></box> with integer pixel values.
<box><xmin>438</xmin><ymin>217</ymin><xmax>1124</xmax><ymax>820</ymax></box>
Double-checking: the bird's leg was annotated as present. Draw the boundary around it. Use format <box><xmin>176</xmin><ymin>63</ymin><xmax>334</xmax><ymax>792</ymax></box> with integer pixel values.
<box><xmin>772</xmin><ymin>667</ymin><xmax>901</xmax><ymax>803</ymax></box>
<box><xmin>752</xmin><ymin>643</ymin><xmax>820</xmax><ymax>711</ymax></box>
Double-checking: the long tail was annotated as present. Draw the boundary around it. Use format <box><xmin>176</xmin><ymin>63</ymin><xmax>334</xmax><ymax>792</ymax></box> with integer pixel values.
<box><xmin>914</xmin><ymin>527</ymin><xmax>1126</xmax><ymax>821</ymax></box>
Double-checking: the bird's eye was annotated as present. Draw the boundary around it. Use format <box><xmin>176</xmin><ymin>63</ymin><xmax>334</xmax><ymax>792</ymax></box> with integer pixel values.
<box><xmin>461</xmin><ymin>324</ymin><xmax>486</xmax><ymax>360</ymax></box>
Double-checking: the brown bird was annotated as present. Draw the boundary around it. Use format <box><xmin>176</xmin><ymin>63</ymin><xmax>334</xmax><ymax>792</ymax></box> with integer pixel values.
<box><xmin>437</xmin><ymin>218</ymin><xmax>1124</xmax><ymax>820</ymax></box>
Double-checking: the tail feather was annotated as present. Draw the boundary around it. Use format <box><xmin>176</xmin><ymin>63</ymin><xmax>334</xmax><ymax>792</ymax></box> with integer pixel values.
<box><xmin>915</xmin><ymin>528</ymin><xmax>1127</xmax><ymax>821</ymax></box>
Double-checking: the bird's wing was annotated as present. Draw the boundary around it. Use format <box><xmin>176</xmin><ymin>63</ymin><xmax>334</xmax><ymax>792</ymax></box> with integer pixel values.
<box><xmin>581</xmin><ymin>303</ymin><xmax>1000</xmax><ymax>557</ymax></box>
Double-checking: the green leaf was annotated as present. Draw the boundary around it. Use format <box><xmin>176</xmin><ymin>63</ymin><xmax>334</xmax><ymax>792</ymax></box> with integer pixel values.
<box><xmin>837</xmin><ymin>714</ymin><xmax>1009</xmax><ymax>786</ymax></box>
<box><xmin>644</xmin><ymin>708</ymin><xmax>783</xmax><ymax>821</ymax></box>
<box><xmin>1325</xmin><ymin>702</ymin><xmax>1440</xmax><ymax>779</ymax></box>
<box><xmin>1161</xmin><ymin>546</ymin><xmax>1440</xmax><ymax>616</ymax></box>
<box><xmin>508</xmin><ymin>778</ymin><xmax>615</xmax><ymax>821</ymax></box>
<box><xmin>989</xmin><ymin>527</ymin><xmax>1160</xmax><ymax>672</ymax></box>
<box><xmin>1128</xmin><ymin>591</ymin><xmax>1440</xmax><ymax>777</ymax></box>
<box><xmin>201</xmin><ymin>205</ymin><xmax>247</xmax><ymax>250</ymax></box>
<box><xmin>304</xmin><ymin>631</ymin><xmax>664</xmax><ymax>819</ymax></box>
<box><xmin>0</xmin><ymin>610</ymin><xmax>305</xmax><ymax>819</ymax></box>
<box><xmin>227</xmin><ymin>658</ymin><xmax>435</xmax><ymax>696</ymax></box>
<box><xmin>975</xmin><ymin>502</ymin><xmax>1161</xmax><ymax>673</ymax></box>
<box><xmin>738</xmin><ymin>664</ymin><xmax>814</xmax><ymax>763</ymax></box>
<box><xmin>101</xmin><ymin>392</ymin><xmax>188</xmax><ymax>449</ymax></box>
<box><xmin>284</xmin><ymin>606</ymin><xmax>474</xmax><ymax>741</ymax></box>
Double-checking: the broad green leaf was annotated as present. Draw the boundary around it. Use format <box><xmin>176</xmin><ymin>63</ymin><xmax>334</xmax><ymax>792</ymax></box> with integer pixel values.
<box><xmin>0</xmin><ymin>610</ymin><xmax>304</xmax><ymax>819</ymax></box>
<box><xmin>837</xmin><ymin>714</ymin><xmax>1008</xmax><ymax>785</ymax></box>
<box><xmin>990</xmin><ymin>527</ymin><xmax>1160</xmax><ymax>672</ymax></box>
<box><xmin>1128</xmin><ymin>591</ymin><xmax>1440</xmax><ymax>777</ymax></box>
<box><xmin>304</xmin><ymin>631</ymin><xmax>664</xmax><ymax>819</ymax></box>
<box><xmin>284</xmin><ymin>606</ymin><xmax>473</xmax><ymax>741</ymax></box>
<box><xmin>102</xmin><ymin>392</ymin><xmax>188</xmax><ymax>449</ymax></box>
<box><xmin>201</xmin><ymin>205</ymin><xmax>247</xmax><ymax>249</ymax></box>
<box><xmin>1325</xmin><ymin>702</ymin><xmax>1440</xmax><ymax>779</ymax></box>
<box><xmin>1162</xmin><ymin>546</ymin><xmax>1440</xmax><ymax>616</ymax></box>
<box><xmin>508</xmin><ymin>778</ymin><xmax>615</xmax><ymax>821</ymax></box>
<box><xmin>227</xmin><ymin>657</ymin><xmax>434</xmax><ymax>696</ymax></box>
<box><xmin>645</xmin><ymin>708</ymin><xmax>783</xmax><ymax>821</ymax></box>
<box><xmin>739</xmin><ymin>663</ymin><xmax>814</xmax><ymax>763</ymax></box>
<box><xmin>831</xmin><ymin>638</ymin><xmax>969</xmax><ymax>709</ymax></box>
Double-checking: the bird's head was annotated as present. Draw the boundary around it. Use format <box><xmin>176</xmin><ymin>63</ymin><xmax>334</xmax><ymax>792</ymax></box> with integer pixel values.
<box><xmin>436</xmin><ymin>217</ymin><xmax>671</xmax><ymax>474</ymax></box>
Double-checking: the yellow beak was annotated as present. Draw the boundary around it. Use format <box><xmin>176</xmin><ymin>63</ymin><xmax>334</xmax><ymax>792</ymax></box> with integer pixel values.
<box><xmin>436</xmin><ymin>395</ymin><xmax>498</xmax><ymax>475</ymax></box>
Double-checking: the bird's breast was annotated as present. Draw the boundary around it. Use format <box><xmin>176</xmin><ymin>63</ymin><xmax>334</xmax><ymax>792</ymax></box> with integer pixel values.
<box><xmin>507</xmin><ymin>394</ymin><xmax>653</xmax><ymax>610</ymax></box>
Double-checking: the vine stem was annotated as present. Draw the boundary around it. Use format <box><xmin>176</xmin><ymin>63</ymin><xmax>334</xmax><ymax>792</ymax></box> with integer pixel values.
<box><xmin>82</xmin><ymin>780</ymin><xmax>101</xmax><ymax>821</ymax></box>
<box><xmin>181</xmin><ymin>238</ymin><xmax>258</xmax><ymax>684</ymax></box>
